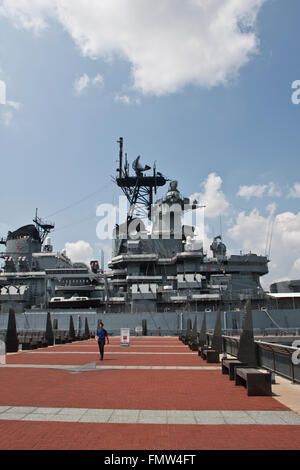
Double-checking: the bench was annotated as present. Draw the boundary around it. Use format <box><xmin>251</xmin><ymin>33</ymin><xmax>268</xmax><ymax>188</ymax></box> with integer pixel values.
<box><xmin>39</xmin><ymin>334</ymin><xmax>49</xmax><ymax>348</ymax></box>
<box><xmin>222</xmin><ymin>359</ymin><xmax>248</xmax><ymax>380</ymax></box>
<box><xmin>198</xmin><ymin>345</ymin><xmax>209</xmax><ymax>357</ymax></box>
<box><xmin>234</xmin><ymin>367</ymin><xmax>272</xmax><ymax>396</ymax></box>
<box><xmin>64</xmin><ymin>334</ymin><xmax>73</xmax><ymax>343</ymax></box>
<box><xmin>54</xmin><ymin>331</ymin><xmax>65</xmax><ymax>344</ymax></box>
<box><xmin>20</xmin><ymin>332</ymin><xmax>34</xmax><ymax>350</ymax></box>
<box><xmin>27</xmin><ymin>333</ymin><xmax>38</xmax><ymax>350</ymax></box>
<box><xmin>188</xmin><ymin>340</ymin><xmax>199</xmax><ymax>351</ymax></box>
<box><xmin>201</xmin><ymin>348</ymin><xmax>220</xmax><ymax>363</ymax></box>
<box><xmin>36</xmin><ymin>332</ymin><xmax>48</xmax><ymax>348</ymax></box>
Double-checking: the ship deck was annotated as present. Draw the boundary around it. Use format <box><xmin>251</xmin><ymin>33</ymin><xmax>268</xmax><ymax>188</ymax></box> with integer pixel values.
<box><xmin>0</xmin><ymin>336</ymin><xmax>300</xmax><ymax>451</ymax></box>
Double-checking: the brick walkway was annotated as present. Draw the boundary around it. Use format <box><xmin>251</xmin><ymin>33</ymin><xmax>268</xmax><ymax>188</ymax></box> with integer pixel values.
<box><xmin>0</xmin><ymin>336</ymin><xmax>300</xmax><ymax>450</ymax></box>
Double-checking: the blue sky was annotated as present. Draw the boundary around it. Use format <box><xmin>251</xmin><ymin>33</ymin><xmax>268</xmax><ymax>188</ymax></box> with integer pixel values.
<box><xmin>0</xmin><ymin>0</ymin><xmax>300</xmax><ymax>287</ymax></box>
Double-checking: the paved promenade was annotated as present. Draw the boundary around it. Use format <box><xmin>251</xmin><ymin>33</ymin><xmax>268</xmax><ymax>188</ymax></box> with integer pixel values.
<box><xmin>0</xmin><ymin>336</ymin><xmax>300</xmax><ymax>450</ymax></box>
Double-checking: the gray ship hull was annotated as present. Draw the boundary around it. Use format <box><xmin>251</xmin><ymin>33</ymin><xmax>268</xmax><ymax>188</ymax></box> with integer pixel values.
<box><xmin>1</xmin><ymin>308</ymin><xmax>299</xmax><ymax>336</ymax></box>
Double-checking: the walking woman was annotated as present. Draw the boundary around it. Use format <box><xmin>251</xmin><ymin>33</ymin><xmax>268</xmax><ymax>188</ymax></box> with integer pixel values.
<box><xmin>96</xmin><ymin>321</ymin><xmax>109</xmax><ymax>360</ymax></box>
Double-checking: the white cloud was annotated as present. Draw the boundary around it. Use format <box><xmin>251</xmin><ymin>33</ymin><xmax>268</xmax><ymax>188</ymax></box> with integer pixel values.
<box><xmin>114</xmin><ymin>94</ymin><xmax>130</xmax><ymax>105</ymax></box>
<box><xmin>267</xmin><ymin>182</ymin><xmax>282</xmax><ymax>197</ymax></box>
<box><xmin>92</xmin><ymin>74</ymin><xmax>104</xmax><ymax>86</ymax></box>
<box><xmin>0</xmin><ymin>78</ymin><xmax>22</xmax><ymax>126</ymax></box>
<box><xmin>114</xmin><ymin>93</ymin><xmax>141</xmax><ymax>105</ymax></box>
<box><xmin>73</xmin><ymin>74</ymin><xmax>90</xmax><ymax>94</ymax></box>
<box><xmin>287</xmin><ymin>182</ymin><xmax>300</xmax><ymax>199</ymax></box>
<box><xmin>0</xmin><ymin>0</ymin><xmax>54</xmax><ymax>33</ymax></box>
<box><xmin>1</xmin><ymin>107</ymin><xmax>13</xmax><ymax>126</ymax></box>
<box><xmin>64</xmin><ymin>240</ymin><xmax>94</xmax><ymax>266</ymax></box>
<box><xmin>237</xmin><ymin>184</ymin><xmax>267</xmax><ymax>199</ymax></box>
<box><xmin>1</xmin><ymin>102</ymin><xmax>21</xmax><ymax>126</ymax></box>
<box><xmin>227</xmin><ymin>209</ymin><xmax>268</xmax><ymax>254</ymax></box>
<box><xmin>227</xmin><ymin>208</ymin><xmax>300</xmax><ymax>288</ymax></box>
<box><xmin>275</xmin><ymin>212</ymin><xmax>300</xmax><ymax>252</ymax></box>
<box><xmin>7</xmin><ymin>100</ymin><xmax>21</xmax><ymax>110</ymax></box>
<box><xmin>292</xmin><ymin>258</ymin><xmax>300</xmax><ymax>276</ymax></box>
<box><xmin>0</xmin><ymin>79</ymin><xmax>6</xmax><ymax>104</ymax></box>
<box><xmin>237</xmin><ymin>182</ymin><xmax>281</xmax><ymax>200</ymax></box>
<box><xmin>73</xmin><ymin>73</ymin><xmax>104</xmax><ymax>95</ymax></box>
<box><xmin>0</xmin><ymin>0</ymin><xmax>266</xmax><ymax>96</ymax></box>
<box><xmin>266</xmin><ymin>202</ymin><xmax>277</xmax><ymax>219</ymax></box>
<box><xmin>190</xmin><ymin>173</ymin><xmax>230</xmax><ymax>219</ymax></box>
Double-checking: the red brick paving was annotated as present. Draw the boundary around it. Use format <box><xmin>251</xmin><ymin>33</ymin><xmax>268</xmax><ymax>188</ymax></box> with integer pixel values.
<box><xmin>6</xmin><ymin>353</ymin><xmax>214</xmax><ymax>367</ymax></box>
<box><xmin>0</xmin><ymin>369</ymin><xmax>287</xmax><ymax>410</ymax></box>
<box><xmin>0</xmin><ymin>421</ymin><xmax>300</xmax><ymax>450</ymax></box>
<box><xmin>36</xmin><ymin>346</ymin><xmax>190</xmax><ymax>353</ymax></box>
<box><xmin>0</xmin><ymin>337</ymin><xmax>300</xmax><ymax>450</ymax></box>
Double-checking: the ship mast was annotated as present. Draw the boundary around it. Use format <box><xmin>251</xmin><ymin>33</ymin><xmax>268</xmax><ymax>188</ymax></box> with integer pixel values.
<box><xmin>114</xmin><ymin>138</ymin><xmax>167</xmax><ymax>222</ymax></box>
<box><xmin>33</xmin><ymin>209</ymin><xmax>55</xmax><ymax>244</ymax></box>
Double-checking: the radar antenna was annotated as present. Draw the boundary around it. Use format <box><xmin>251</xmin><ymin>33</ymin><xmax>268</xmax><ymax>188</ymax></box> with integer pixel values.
<box><xmin>265</xmin><ymin>211</ymin><xmax>276</xmax><ymax>260</ymax></box>
<box><xmin>33</xmin><ymin>209</ymin><xmax>55</xmax><ymax>244</ymax></box>
<box><xmin>114</xmin><ymin>138</ymin><xmax>168</xmax><ymax>222</ymax></box>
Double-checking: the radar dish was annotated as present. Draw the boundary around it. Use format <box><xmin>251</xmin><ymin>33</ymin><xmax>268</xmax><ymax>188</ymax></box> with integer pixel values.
<box><xmin>132</xmin><ymin>156</ymin><xmax>151</xmax><ymax>175</ymax></box>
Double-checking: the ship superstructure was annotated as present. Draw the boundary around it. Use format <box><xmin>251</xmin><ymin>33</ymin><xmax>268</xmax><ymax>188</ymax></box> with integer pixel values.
<box><xmin>1</xmin><ymin>139</ymin><xmax>300</xmax><ymax>320</ymax></box>
<box><xmin>107</xmin><ymin>139</ymin><xmax>268</xmax><ymax>313</ymax></box>
<box><xmin>0</xmin><ymin>213</ymin><xmax>104</xmax><ymax>312</ymax></box>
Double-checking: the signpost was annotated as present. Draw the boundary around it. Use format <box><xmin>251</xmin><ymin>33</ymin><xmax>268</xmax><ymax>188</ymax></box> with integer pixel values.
<box><xmin>120</xmin><ymin>328</ymin><xmax>130</xmax><ymax>347</ymax></box>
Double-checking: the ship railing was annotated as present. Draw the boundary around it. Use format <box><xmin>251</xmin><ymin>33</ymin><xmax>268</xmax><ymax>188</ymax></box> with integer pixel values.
<box><xmin>107</xmin><ymin>328</ymin><xmax>180</xmax><ymax>337</ymax></box>
<box><xmin>207</xmin><ymin>328</ymin><xmax>300</xmax><ymax>337</ymax></box>
<box><xmin>0</xmin><ymin>329</ymin><xmax>47</xmax><ymax>343</ymax></box>
<box><xmin>52</xmin><ymin>329</ymin><xmax>96</xmax><ymax>343</ymax></box>
<box><xmin>220</xmin><ymin>334</ymin><xmax>300</xmax><ymax>384</ymax></box>
<box><xmin>0</xmin><ymin>328</ymin><xmax>96</xmax><ymax>348</ymax></box>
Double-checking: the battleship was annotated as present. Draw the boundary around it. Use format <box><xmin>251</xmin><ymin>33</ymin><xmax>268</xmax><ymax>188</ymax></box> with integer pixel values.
<box><xmin>1</xmin><ymin>138</ymin><xmax>300</xmax><ymax>332</ymax></box>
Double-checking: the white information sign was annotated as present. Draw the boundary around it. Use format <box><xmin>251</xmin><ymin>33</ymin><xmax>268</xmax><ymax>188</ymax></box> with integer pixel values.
<box><xmin>135</xmin><ymin>326</ymin><xmax>143</xmax><ymax>336</ymax></box>
<box><xmin>120</xmin><ymin>328</ymin><xmax>130</xmax><ymax>347</ymax></box>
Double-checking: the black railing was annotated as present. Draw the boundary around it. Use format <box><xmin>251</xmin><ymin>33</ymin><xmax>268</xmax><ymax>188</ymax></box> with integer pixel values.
<box><xmin>0</xmin><ymin>328</ymin><xmax>96</xmax><ymax>349</ymax></box>
<box><xmin>208</xmin><ymin>328</ymin><xmax>300</xmax><ymax>337</ymax></box>
<box><xmin>221</xmin><ymin>335</ymin><xmax>300</xmax><ymax>383</ymax></box>
<box><xmin>107</xmin><ymin>329</ymin><xmax>180</xmax><ymax>337</ymax></box>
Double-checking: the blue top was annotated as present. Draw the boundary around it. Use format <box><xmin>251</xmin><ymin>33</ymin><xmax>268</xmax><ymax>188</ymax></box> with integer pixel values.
<box><xmin>97</xmin><ymin>328</ymin><xmax>108</xmax><ymax>342</ymax></box>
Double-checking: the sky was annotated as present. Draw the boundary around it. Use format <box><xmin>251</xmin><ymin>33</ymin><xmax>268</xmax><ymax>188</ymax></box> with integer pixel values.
<box><xmin>0</xmin><ymin>0</ymin><xmax>300</xmax><ymax>289</ymax></box>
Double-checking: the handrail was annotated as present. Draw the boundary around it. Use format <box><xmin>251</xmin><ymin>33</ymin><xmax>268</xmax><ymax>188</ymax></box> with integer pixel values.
<box><xmin>255</xmin><ymin>340</ymin><xmax>297</xmax><ymax>355</ymax></box>
<box><xmin>221</xmin><ymin>334</ymin><xmax>300</xmax><ymax>383</ymax></box>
